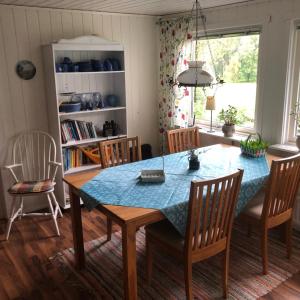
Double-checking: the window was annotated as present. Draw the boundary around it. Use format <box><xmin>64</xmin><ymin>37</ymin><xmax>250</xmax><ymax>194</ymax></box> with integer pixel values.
<box><xmin>286</xmin><ymin>27</ymin><xmax>300</xmax><ymax>142</ymax></box>
<box><xmin>191</xmin><ymin>31</ymin><xmax>260</xmax><ymax>132</ymax></box>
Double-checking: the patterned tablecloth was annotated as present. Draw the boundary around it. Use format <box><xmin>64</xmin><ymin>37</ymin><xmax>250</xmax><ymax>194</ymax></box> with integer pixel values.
<box><xmin>79</xmin><ymin>145</ymin><xmax>270</xmax><ymax>235</ymax></box>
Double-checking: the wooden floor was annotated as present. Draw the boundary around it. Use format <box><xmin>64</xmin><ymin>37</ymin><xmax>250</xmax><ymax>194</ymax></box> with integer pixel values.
<box><xmin>0</xmin><ymin>209</ymin><xmax>300</xmax><ymax>300</ymax></box>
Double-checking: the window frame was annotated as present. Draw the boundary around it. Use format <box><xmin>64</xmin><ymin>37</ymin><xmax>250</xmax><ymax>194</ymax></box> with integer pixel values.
<box><xmin>190</xmin><ymin>27</ymin><xmax>262</xmax><ymax>135</ymax></box>
<box><xmin>284</xmin><ymin>25</ymin><xmax>300</xmax><ymax>143</ymax></box>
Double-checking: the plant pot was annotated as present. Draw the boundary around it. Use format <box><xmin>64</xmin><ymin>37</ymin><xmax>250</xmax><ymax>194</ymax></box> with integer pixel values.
<box><xmin>296</xmin><ymin>135</ymin><xmax>300</xmax><ymax>150</ymax></box>
<box><xmin>222</xmin><ymin>124</ymin><xmax>235</xmax><ymax>137</ymax></box>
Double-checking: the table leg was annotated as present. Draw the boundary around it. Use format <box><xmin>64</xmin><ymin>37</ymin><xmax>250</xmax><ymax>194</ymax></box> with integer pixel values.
<box><xmin>122</xmin><ymin>222</ymin><xmax>138</xmax><ymax>300</ymax></box>
<box><xmin>69</xmin><ymin>188</ymin><xmax>85</xmax><ymax>269</ymax></box>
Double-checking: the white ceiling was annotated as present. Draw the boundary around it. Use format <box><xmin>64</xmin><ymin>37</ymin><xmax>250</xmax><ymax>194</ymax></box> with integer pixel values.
<box><xmin>0</xmin><ymin>0</ymin><xmax>254</xmax><ymax>16</ymax></box>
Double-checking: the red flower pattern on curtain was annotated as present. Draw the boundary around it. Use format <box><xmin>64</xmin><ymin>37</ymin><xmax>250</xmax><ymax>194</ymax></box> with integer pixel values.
<box><xmin>158</xmin><ymin>17</ymin><xmax>193</xmax><ymax>151</ymax></box>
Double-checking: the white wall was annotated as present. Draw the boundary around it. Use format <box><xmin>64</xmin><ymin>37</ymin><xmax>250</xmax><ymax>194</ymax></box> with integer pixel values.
<box><xmin>0</xmin><ymin>4</ymin><xmax>159</xmax><ymax>218</ymax></box>
<box><xmin>164</xmin><ymin>0</ymin><xmax>300</xmax><ymax>144</ymax></box>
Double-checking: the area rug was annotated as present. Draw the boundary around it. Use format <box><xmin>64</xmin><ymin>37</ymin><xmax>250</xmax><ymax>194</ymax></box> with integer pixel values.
<box><xmin>50</xmin><ymin>225</ymin><xmax>300</xmax><ymax>299</ymax></box>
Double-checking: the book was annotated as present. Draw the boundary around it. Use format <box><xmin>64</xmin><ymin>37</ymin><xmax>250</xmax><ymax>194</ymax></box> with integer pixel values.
<box><xmin>60</xmin><ymin>119</ymin><xmax>98</xmax><ymax>144</ymax></box>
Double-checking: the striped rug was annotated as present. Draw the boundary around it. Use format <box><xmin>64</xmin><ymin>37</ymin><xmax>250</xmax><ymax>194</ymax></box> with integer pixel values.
<box><xmin>50</xmin><ymin>225</ymin><xmax>300</xmax><ymax>299</ymax></box>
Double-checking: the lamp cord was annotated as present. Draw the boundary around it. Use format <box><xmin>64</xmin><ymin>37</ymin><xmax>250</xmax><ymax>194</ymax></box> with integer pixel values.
<box><xmin>197</xmin><ymin>0</ymin><xmax>222</xmax><ymax>85</ymax></box>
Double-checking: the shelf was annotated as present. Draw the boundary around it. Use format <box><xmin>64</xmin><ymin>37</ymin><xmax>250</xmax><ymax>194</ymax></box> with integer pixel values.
<box><xmin>64</xmin><ymin>163</ymin><xmax>101</xmax><ymax>175</ymax></box>
<box><xmin>56</xmin><ymin>71</ymin><xmax>125</xmax><ymax>75</ymax></box>
<box><xmin>44</xmin><ymin>37</ymin><xmax>127</xmax><ymax>210</ymax></box>
<box><xmin>59</xmin><ymin>106</ymin><xmax>126</xmax><ymax>117</ymax></box>
<box><xmin>62</xmin><ymin>134</ymin><xmax>127</xmax><ymax>147</ymax></box>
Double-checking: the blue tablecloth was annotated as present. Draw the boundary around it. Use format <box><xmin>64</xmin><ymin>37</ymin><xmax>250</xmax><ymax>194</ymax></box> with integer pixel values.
<box><xmin>79</xmin><ymin>145</ymin><xmax>270</xmax><ymax>235</ymax></box>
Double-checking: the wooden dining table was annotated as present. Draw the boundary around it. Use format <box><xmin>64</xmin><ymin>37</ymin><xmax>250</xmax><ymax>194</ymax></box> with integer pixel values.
<box><xmin>63</xmin><ymin>144</ymin><xmax>280</xmax><ymax>300</ymax></box>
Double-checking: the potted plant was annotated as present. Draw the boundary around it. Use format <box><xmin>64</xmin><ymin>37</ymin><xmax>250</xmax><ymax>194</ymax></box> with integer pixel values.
<box><xmin>240</xmin><ymin>133</ymin><xmax>269</xmax><ymax>158</ymax></box>
<box><xmin>290</xmin><ymin>101</ymin><xmax>300</xmax><ymax>150</ymax></box>
<box><xmin>188</xmin><ymin>149</ymin><xmax>200</xmax><ymax>170</ymax></box>
<box><xmin>218</xmin><ymin>105</ymin><xmax>250</xmax><ymax>137</ymax></box>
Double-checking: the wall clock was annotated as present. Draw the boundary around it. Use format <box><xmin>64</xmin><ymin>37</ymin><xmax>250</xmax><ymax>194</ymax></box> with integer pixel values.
<box><xmin>16</xmin><ymin>60</ymin><xmax>36</xmax><ymax>80</ymax></box>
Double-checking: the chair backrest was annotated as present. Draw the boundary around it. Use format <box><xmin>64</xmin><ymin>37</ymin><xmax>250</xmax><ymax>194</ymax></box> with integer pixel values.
<box><xmin>99</xmin><ymin>136</ymin><xmax>141</xmax><ymax>169</ymax></box>
<box><xmin>12</xmin><ymin>130</ymin><xmax>56</xmax><ymax>181</ymax></box>
<box><xmin>185</xmin><ymin>169</ymin><xmax>243</xmax><ymax>259</ymax></box>
<box><xmin>166</xmin><ymin>127</ymin><xmax>200</xmax><ymax>154</ymax></box>
<box><xmin>262</xmin><ymin>154</ymin><xmax>300</xmax><ymax>223</ymax></box>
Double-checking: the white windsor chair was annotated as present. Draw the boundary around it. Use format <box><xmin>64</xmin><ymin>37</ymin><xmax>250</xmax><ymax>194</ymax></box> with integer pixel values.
<box><xmin>4</xmin><ymin>130</ymin><xmax>63</xmax><ymax>240</ymax></box>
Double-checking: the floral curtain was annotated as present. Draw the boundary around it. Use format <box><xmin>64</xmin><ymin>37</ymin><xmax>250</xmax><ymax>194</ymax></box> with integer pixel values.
<box><xmin>158</xmin><ymin>17</ymin><xmax>193</xmax><ymax>150</ymax></box>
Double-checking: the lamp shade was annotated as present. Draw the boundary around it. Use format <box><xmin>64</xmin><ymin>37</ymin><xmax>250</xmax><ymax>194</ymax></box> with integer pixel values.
<box><xmin>177</xmin><ymin>61</ymin><xmax>214</xmax><ymax>87</ymax></box>
<box><xmin>206</xmin><ymin>96</ymin><xmax>216</xmax><ymax>110</ymax></box>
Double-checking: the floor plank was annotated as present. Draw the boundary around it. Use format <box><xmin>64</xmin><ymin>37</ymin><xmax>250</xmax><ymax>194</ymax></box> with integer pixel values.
<box><xmin>1</xmin><ymin>209</ymin><xmax>300</xmax><ymax>299</ymax></box>
<box><xmin>0</xmin><ymin>209</ymin><xmax>109</xmax><ymax>300</ymax></box>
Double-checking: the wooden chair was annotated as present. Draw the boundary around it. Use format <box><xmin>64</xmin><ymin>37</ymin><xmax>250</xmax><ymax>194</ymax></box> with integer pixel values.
<box><xmin>145</xmin><ymin>169</ymin><xmax>244</xmax><ymax>299</ymax></box>
<box><xmin>166</xmin><ymin>127</ymin><xmax>200</xmax><ymax>154</ymax></box>
<box><xmin>99</xmin><ymin>136</ymin><xmax>142</xmax><ymax>240</ymax></box>
<box><xmin>242</xmin><ymin>153</ymin><xmax>300</xmax><ymax>275</ymax></box>
<box><xmin>4</xmin><ymin>130</ymin><xmax>62</xmax><ymax>240</ymax></box>
<box><xmin>99</xmin><ymin>136</ymin><xmax>141</xmax><ymax>169</ymax></box>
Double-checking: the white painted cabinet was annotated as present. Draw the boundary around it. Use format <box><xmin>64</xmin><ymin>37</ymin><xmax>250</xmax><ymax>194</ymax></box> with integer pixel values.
<box><xmin>43</xmin><ymin>35</ymin><xmax>127</xmax><ymax>208</ymax></box>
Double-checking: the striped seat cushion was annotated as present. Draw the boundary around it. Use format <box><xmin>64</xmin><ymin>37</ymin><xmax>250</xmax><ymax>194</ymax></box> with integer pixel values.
<box><xmin>8</xmin><ymin>179</ymin><xmax>54</xmax><ymax>194</ymax></box>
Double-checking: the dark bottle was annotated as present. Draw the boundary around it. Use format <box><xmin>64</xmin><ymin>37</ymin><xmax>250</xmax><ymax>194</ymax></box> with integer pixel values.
<box><xmin>103</xmin><ymin>121</ymin><xmax>109</xmax><ymax>137</ymax></box>
<box><xmin>111</xmin><ymin>120</ymin><xmax>116</xmax><ymax>136</ymax></box>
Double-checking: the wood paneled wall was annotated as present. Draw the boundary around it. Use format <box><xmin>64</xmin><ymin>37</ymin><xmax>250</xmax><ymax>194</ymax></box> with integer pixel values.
<box><xmin>0</xmin><ymin>4</ymin><xmax>159</xmax><ymax>218</ymax></box>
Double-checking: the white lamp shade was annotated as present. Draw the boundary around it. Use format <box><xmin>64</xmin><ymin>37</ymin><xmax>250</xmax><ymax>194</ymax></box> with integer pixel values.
<box><xmin>177</xmin><ymin>61</ymin><xmax>214</xmax><ymax>87</ymax></box>
<box><xmin>206</xmin><ymin>96</ymin><xmax>216</xmax><ymax>110</ymax></box>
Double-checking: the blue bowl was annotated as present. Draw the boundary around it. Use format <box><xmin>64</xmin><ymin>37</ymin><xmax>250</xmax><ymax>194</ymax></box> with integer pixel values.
<box><xmin>78</xmin><ymin>61</ymin><xmax>93</xmax><ymax>72</ymax></box>
<box><xmin>104</xmin><ymin>59</ymin><xmax>113</xmax><ymax>71</ymax></box>
<box><xmin>59</xmin><ymin>101</ymin><xmax>81</xmax><ymax>113</ymax></box>
<box><xmin>62</xmin><ymin>63</ymin><xmax>70</xmax><ymax>72</ymax></box>
<box><xmin>69</xmin><ymin>64</ymin><xmax>79</xmax><ymax>72</ymax></box>
<box><xmin>106</xmin><ymin>95</ymin><xmax>119</xmax><ymax>107</ymax></box>
<box><xmin>91</xmin><ymin>59</ymin><xmax>104</xmax><ymax>71</ymax></box>
<box><xmin>111</xmin><ymin>59</ymin><xmax>121</xmax><ymax>71</ymax></box>
<box><xmin>56</xmin><ymin>63</ymin><xmax>63</xmax><ymax>72</ymax></box>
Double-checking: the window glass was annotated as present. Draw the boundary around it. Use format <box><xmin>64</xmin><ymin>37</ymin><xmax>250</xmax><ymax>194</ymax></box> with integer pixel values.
<box><xmin>287</xmin><ymin>28</ymin><xmax>300</xmax><ymax>141</ymax></box>
<box><xmin>192</xmin><ymin>33</ymin><xmax>260</xmax><ymax>131</ymax></box>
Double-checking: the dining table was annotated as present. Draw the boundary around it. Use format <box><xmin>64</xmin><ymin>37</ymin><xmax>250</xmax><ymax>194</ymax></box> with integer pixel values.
<box><xmin>63</xmin><ymin>144</ymin><xmax>280</xmax><ymax>300</ymax></box>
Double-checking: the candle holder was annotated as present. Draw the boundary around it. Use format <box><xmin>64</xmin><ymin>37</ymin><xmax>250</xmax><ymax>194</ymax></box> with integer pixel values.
<box><xmin>206</xmin><ymin>96</ymin><xmax>215</xmax><ymax>133</ymax></box>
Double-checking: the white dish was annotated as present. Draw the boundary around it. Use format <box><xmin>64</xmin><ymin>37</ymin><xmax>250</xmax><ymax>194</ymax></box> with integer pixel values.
<box><xmin>139</xmin><ymin>170</ymin><xmax>165</xmax><ymax>183</ymax></box>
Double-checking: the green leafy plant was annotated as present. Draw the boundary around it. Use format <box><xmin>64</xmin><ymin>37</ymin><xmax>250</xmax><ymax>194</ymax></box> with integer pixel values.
<box><xmin>240</xmin><ymin>133</ymin><xmax>269</xmax><ymax>158</ymax></box>
<box><xmin>218</xmin><ymin>105</ymin><xmax>250</xmax><ymax>126</ymax></box>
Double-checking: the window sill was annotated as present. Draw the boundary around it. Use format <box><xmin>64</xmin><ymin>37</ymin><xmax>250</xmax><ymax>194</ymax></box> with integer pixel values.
<box><xmin>268</xmin><ymin>144</ymin><xmax>299</xmax><ymax>156</ymax></box>
<box><xmin>198</xmin><ymin>127</ymin><xmax>248</xmax><ymax>143</ymax></box>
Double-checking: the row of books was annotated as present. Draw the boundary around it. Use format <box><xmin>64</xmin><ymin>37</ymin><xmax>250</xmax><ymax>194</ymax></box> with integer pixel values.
<box><xmin>61</xmin><ymin>119</ymin><xmax>97</xmax><ymax>144</ymax></box>
<box><xmin>62</xmin><ymin>147</ymin><xmax>92</xmax><ymax>171</ymax></box>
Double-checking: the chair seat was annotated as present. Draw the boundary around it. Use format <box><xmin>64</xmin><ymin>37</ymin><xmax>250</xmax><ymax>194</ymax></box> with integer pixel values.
<box><xmin>146</xmin><ymin>219</ymin><xmax>185</xmax><ymax>251</ymax></box>
<box><xmin>243</xmin><ymin>189</ymin><xmax>265</xmax><ymax>219</ymax></box>
<box><xmin>8</xmin><ymin>179</ymin><xmax>54</xmax><ymax>195</ymax></box>
<box><xmin>146</xmin><ymin>220</ymin><xmax>222</xmax><ymax>251</ymax></box>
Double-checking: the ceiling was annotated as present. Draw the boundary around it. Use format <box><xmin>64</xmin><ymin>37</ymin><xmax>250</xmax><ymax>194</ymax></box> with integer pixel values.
<box><xmin>0</xmin><ymin>0</ymin><xmax>254</xmax><ymax>16</ymax></box>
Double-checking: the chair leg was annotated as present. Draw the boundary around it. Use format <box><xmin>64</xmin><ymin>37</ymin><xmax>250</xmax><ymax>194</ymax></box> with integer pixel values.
<box><xmin>107</xmin><ymin>217</ymin><xmax>112</xmax><ymax>241</ymax></box>
<box><xmin>47</xmin><ymin>194</ymin><xmax>60</xmax><ymax>236</ymax></box>
<box><xmin>5</xmin><ymin>197</ymin><xmax>18</xmax><ymax>240</ymax></box>
<box><xmin>222</xmin><ymin>248</ymin><xmax>230</xmax><ymax>298</ymax></box>
<box><xmin>19</xmin><ymin>197</ymin><xmax>24</xmax><ymax>220</ymax></box>
<box><xmin>247</xmin><ymin>224</ymin><xmax>252</xmax><ymax>238</ymax></box>
<box><xmin>146</xmin><ymin>235</ymin><xmax>153</xmax><ymax>284</ymax></box>
<box><xmin>286</xmin><ymin>219</ymin><xmax>293</xmax><ymax>259</ymax></box>
<box><xmin>50</xmin><ymin>192</ymin><xmax>63</xmax><ymax>218</ymax></box>
<box><xmin>184</xmin><ymin>261</ymin><xmax>193</xmax><ymax>300</ymax></box>
<box><xmin>261</xmin><ymin>228</ymin><xmax>268</xmax><ymax>275</ymax></box>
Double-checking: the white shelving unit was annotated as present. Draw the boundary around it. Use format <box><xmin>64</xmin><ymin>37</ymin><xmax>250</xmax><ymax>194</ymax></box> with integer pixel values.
<box><xmin>43</xmin><ymin>35</ymin><xmax>127</xmax><ymax>209</ymax></box>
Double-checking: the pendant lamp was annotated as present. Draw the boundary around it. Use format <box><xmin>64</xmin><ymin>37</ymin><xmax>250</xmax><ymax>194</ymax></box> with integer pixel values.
<box><xmin>177</xmin><ymin>0</ymin><xmax>222</xmax><ymax>88</ymax></box>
